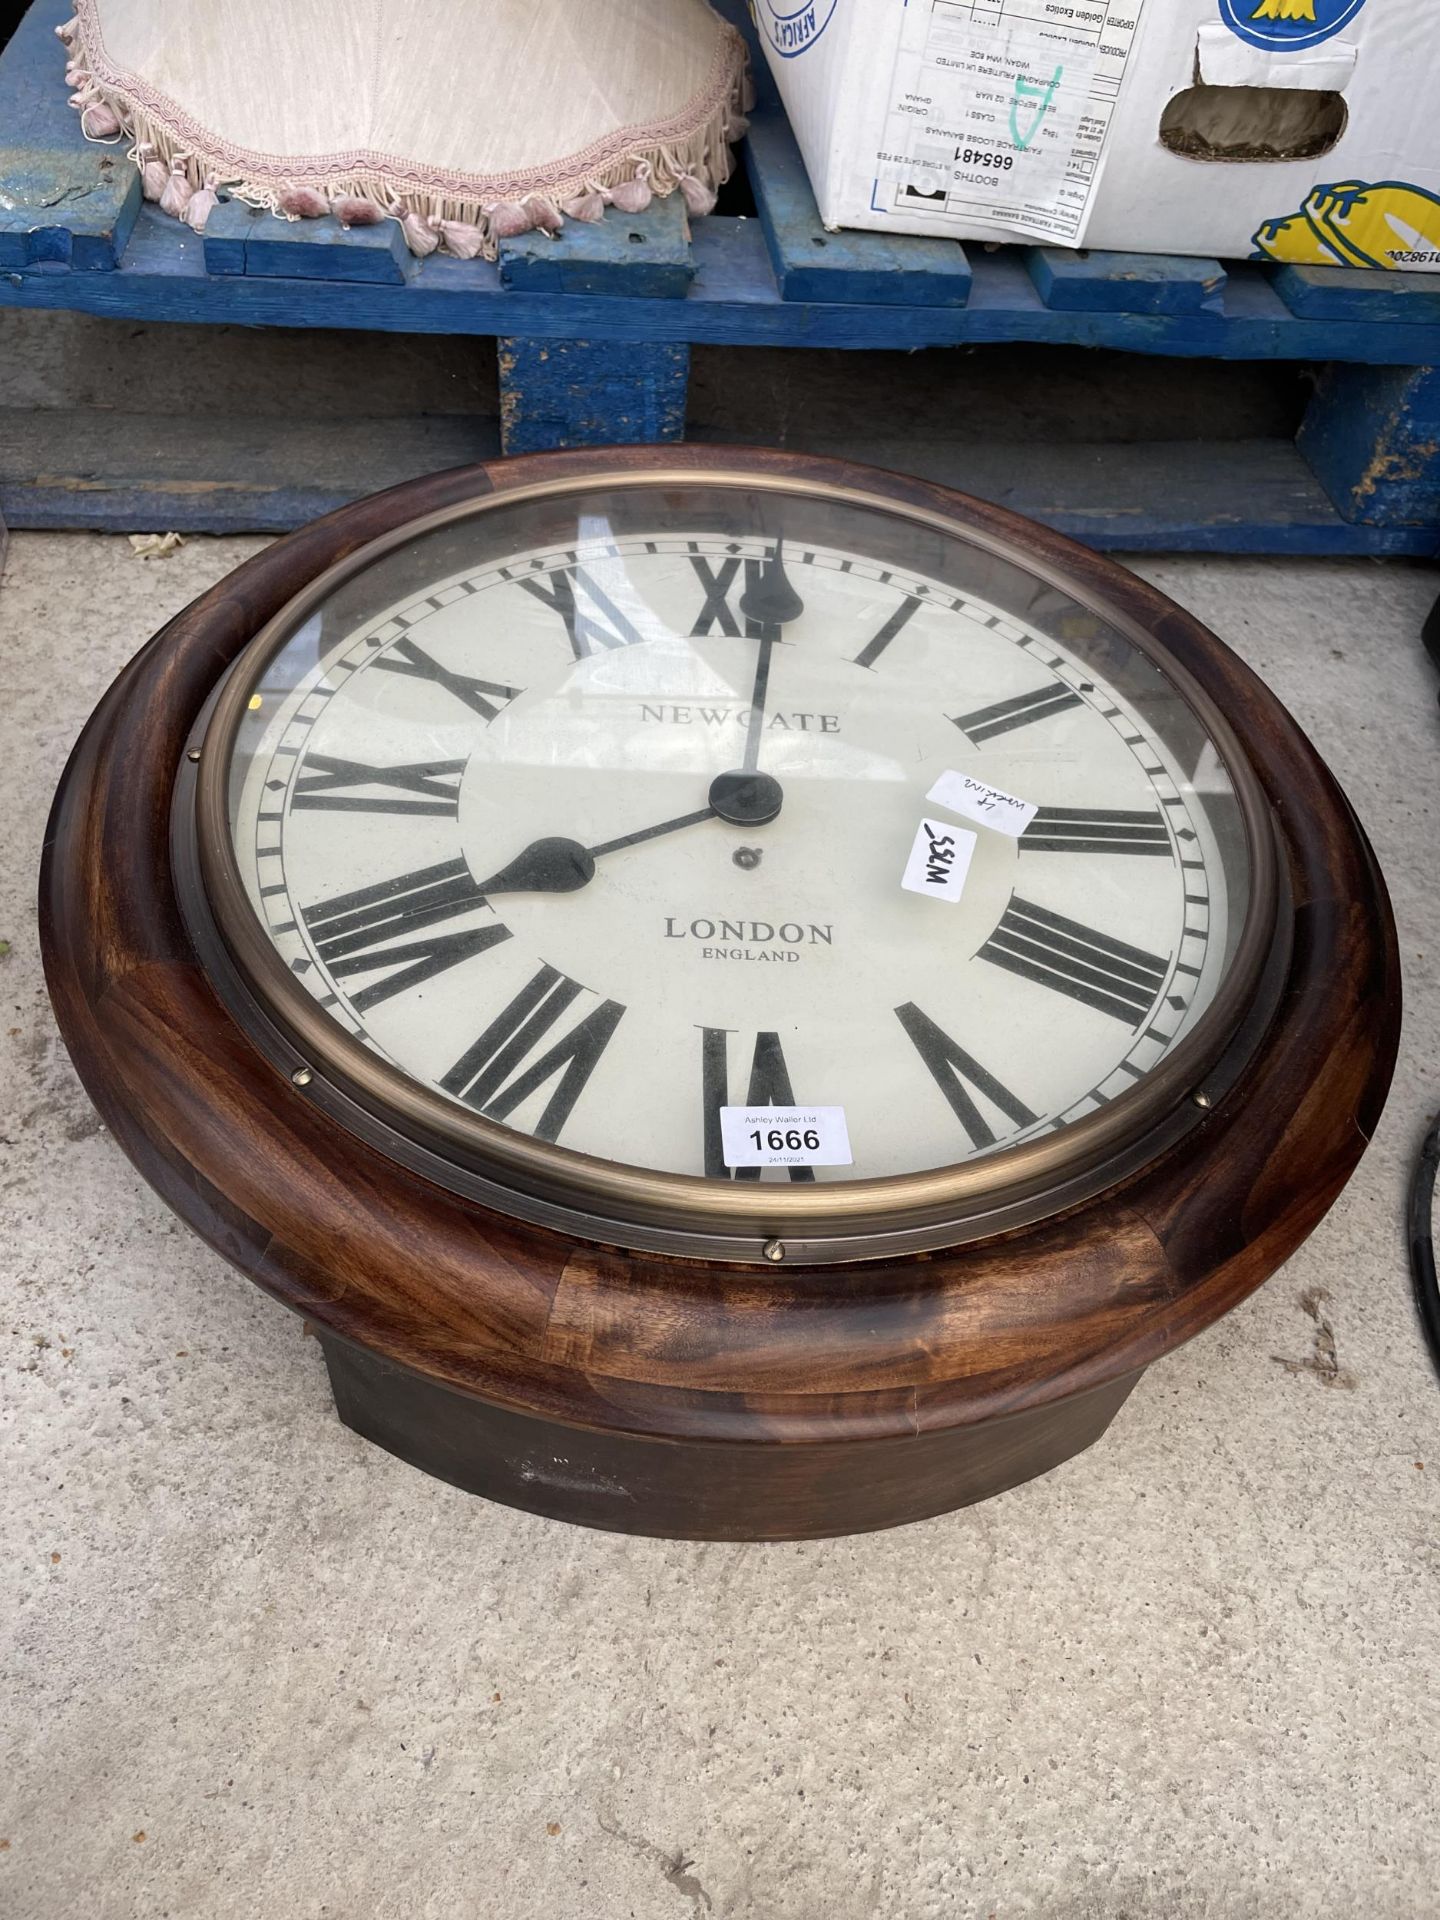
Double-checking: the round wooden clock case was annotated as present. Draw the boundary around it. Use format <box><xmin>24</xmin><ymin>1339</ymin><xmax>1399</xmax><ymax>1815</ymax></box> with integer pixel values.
<box><xmin>40</xmin><ymin>448</ymin><xmax>1400</xmax><ymax>1540</ymax></box>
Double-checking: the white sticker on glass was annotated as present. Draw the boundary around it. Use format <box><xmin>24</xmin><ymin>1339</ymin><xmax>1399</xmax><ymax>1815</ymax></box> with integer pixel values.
<box><xmin>927</xmin><ymin>769</ymin><xmax>1037</xmax><ymax>838</ymax></box>
<box><xmin>901</xmin><ymin>818</ymin><xmax>977</xmax><ymax>903</ymax></box>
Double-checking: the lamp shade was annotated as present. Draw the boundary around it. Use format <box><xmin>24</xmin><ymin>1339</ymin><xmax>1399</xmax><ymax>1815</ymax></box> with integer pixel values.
<box><xmin>58</xmin><ymin>0</ymin><xmax>750</xmax><ymax>256</ymax></box>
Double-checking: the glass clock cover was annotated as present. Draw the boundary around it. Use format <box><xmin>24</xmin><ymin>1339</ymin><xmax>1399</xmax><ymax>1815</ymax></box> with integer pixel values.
<box><xmin>199</xmin><ymin>474</ymin><xmax>1267</xmax><ymax>1255</ymax></box>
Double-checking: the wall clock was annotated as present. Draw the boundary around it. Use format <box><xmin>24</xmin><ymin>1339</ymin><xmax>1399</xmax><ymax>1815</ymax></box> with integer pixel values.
<box><xmin>41</xmin><ymin>448</ymin><xmax>1400</xmax><ymax>1539</ymax></box>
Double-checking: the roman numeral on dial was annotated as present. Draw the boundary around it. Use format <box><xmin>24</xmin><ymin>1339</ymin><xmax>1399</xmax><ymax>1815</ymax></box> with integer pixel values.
<box><xmin>374</xmin><ymin>637</ymin><xmax>520</xmax><ymax>723</ymax></box>
<box><xmin>1020</xmin><ymin>806</ymin><xmax>1172</xmax><ymax>857</ymax></box>
<box><xmin>441</xmin><ymin>965</ymin><xmax>625</xmax><ymax>1142</ymax></box>
<box><xmin>517</xmin><ymin>567</ymin><xmax>643</xmax><ymax>658</ymax></box>
<box><xmin>978</xmin><ymin>897</ymin><xmax>1169</xmax><ymax>1027</ymax></box>
<box><xmin>291</xmin><ymin>753</ymin><xmax>465</xmax><ymax>817</ymax></box>
<box><xmin>689</xmin><ymin>556</ymin><xmax>765</xmax><ymax>638</ymax></box>
<box><xmin>893</xmin><ymin>1003</ymin><xmax>1037</xmax><ymax>1149</ymax></box>
<box><xmin>701</xmin><ymin>1028</ymin><xmax>816</xmax><ymax>1182</ymax></box>
<box><xmin>953</xmin><ymin>682</ymin><xmax>1082</xmax><ymax>744</ymax></box>
<box><xmin>852</xmin><ymin>594</ymin><xmax>923</xmax><ymax>670</ymax></box>
<box><xmin>302</xmin><ymin>858</ymin><xmax>507</xmax><ymax>1013</ymax></box>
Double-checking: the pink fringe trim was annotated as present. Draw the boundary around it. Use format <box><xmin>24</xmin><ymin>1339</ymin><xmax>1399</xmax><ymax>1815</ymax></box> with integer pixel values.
<box><xmin>56</xmin><ymin>7</ymin><xmax>752</xmax><ymax>260</ymax></box>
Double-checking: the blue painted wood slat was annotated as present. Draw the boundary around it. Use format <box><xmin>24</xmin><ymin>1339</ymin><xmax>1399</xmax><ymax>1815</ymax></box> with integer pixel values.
<box><xmin>200</xmin><ymin>200</ymin><xmax>253</xmax><ymax>277</ymax></box>
<box><xmin>743</xmin><ymin>109</ymin><xmax>972</xmax><ymax>308</ymax></box>
<box><xmin>0</xmin><ymin>0</ymin><xmax>141</xmax><ymax>270</ymax></box>
<box><xmin>1025</xmin><ymin>248</ymin><xmax>1227</xmax><ymax>316</ymax></box>
<box><xmin>1268</xmin><ymin>263</ymin><xmax>1440</xmax><ymax>326</ymax></box>
<box><xmin>1298</xmin><ymin>363</ymin><xmax>1440</xmax><ymax>527</ymax></box>
<box><xmin>497</xmin><ymin>338</ymin><xmax>690</xmax><ymax>454</ymax></box>
<box><xmin>498</xmin><ymin>195</ymin><xmax>695</xmax><ymax>299</ymax></box>
<box><xmin>6</xmin><ymin>206</ymin><xmax>1440</xmax><ymax>369</ymax></box>
<box><xmin>4</xmin><ymin>409</ymin><xmax>1435</xmax><ymax>555</ymax></box>
<box><xmin>0</xmin><ymin>406</ymin><xmax>502</xmax><ymax>532</ymax></box>
<box><xmin>201</xmin><ymin>200</ymin><xmax>413</xmax><ymax>285</ymax></box>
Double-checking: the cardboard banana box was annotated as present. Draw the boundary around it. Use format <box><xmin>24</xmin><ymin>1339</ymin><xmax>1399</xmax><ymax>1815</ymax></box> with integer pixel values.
<box><xmin>755</xmin><ymin>0</ymin><xmax>1440</xmax><ymax>269</ymax></box>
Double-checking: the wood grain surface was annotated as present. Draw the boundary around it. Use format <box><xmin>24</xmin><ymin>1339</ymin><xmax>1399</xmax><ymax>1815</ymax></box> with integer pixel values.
<box><xmin>38</xmin><ymin>446</ymin><xmax>1403</xmax><ymax>1536</ymax></box>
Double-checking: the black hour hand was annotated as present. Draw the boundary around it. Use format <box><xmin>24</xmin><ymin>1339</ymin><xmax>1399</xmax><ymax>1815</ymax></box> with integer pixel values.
<box><xmin>476</xmin><ymin>837</ymin><xmax>595</xmax><ymax>897</ymax></box>
<box><xmin>476</xmin><ymin>806</ymin><xmax>720</xmax><ymax>899</ymax></box>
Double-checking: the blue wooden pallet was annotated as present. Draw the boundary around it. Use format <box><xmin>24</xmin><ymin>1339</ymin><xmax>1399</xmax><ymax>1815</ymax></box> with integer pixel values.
<box><xmin>1</xmin><ymin>0</ymin><xmax>1438</xmax><ymax>556</ymax></box>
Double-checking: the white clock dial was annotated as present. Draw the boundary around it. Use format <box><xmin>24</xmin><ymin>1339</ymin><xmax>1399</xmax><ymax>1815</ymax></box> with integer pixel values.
<box><xmin>223</xmin><ymin>492</ymin><xmax>1251</xmax><ymax>1190</ymax></box>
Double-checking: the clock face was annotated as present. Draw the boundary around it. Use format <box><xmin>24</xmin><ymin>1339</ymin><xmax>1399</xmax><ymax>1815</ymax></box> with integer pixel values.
<box><xmin>205</xmin><ymin>475</ymin><xmax>1262</xmax><ymax>1248</ymax></box>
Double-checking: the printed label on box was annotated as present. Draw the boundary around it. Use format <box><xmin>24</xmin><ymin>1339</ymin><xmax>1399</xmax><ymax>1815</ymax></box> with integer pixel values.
<box><xmin>865</xmin><ymin>0</ymin><xmax>1147</xmax><ymax>245</ymax></box>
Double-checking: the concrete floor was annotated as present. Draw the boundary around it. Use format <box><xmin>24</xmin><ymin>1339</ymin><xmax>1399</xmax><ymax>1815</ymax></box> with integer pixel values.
<box><xmin>2</xmin><ymin>531</ymin><xmax>1438</xmax><ymax>1919</ymax></box>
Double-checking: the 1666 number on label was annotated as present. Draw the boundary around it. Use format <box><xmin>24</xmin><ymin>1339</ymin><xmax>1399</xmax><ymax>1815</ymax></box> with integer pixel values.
<box><xmin>719</xmin><ymin>1105</ymin><xmax>854</xmax><ymax>1170</ymax></box>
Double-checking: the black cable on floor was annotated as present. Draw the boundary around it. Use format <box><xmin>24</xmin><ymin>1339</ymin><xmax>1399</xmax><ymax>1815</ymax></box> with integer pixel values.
<box><xmin>1411</xmin><ymin>1110</ymin><xmax>1440</xmax><ymax>1379</ymax></box>
<box><xmin>1423</xmin><ymin>593</ymin><xmax>1440</xmax><ymax>678</ymax></box>
<box><xmin>1414</xmin><ymin>605</ymin><xmax>1440</xmax><ymax>1364</ymax></box>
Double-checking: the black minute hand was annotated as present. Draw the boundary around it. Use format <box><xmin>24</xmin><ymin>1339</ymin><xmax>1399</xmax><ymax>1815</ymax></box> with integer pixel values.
<box><xmin>739</xmin><ymin>535</ymin><xmax>805</xmax><ymax>628</ymax></box>
<box><xmin>474</xmin><ymin>806</ymin><xmax>718</xmax><ymax>898</ymax></box>
<box><xmin>736</xmin><ymin>537</ymin><xmax>805</xmax><ymax>774</ymax></box>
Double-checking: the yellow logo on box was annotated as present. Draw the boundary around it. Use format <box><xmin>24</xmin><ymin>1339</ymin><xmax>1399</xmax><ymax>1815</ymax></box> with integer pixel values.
<box><xmin>1254</xmin><ymin>182</ymin><xmax>1440</xmax><ymax>269</ymax></box>
<box><xmin>1222</xmin><ymin>0</ymin><xmax>1368</xmax><ymax>51</ymax></box>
